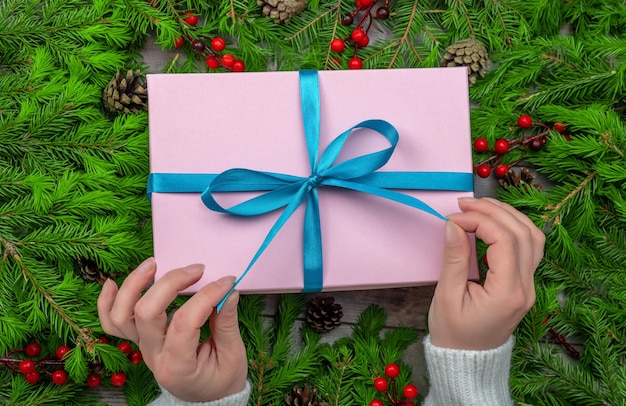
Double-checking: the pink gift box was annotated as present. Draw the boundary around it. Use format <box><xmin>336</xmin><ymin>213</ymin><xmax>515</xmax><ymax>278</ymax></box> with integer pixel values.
<box><xmin>147</xmin><ymin>68</ymin><xmax>478</xmax><ymax>294</ymax></box>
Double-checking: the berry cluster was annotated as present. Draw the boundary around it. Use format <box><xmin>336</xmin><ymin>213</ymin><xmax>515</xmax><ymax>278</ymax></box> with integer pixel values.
<box><xmin>0</xmin><ymin>337</ymin><xmax>141</xmax><ymax>387</ymax></box>
<box><xmin>184</xmin><ymin>36</ymin><xmax>245</xmax><ymax>72</ymax></box>
<box><xmin>370</xmin><ymin>363</ymin><xmax>418</xmax><ymax>406</ymax></box>
<box><xmin>473</xmin><ymin>114</ymin><xmax>569</xmax><ymax>179</ymax></box>
<box><xmin>330</xmin><ymin>0</ymin><xmax>391</xmax><ymax>69</ymax></box>
<box><xmin>146</xmin><ymin>0</ymin><xmax>245</xmax><ymax>72</ymax></box>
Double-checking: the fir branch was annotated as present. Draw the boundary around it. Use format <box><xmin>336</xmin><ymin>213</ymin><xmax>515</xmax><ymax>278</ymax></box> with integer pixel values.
<box><xmin>1</xmin><ymin>240</ymin><xmax>92</xmax><ymax>347</ymax></box>
<box><xmin>540</xmin><ymin>171</ymin><xmax>597</xmax><ymax>225</ymax></box>
<box><xmin>387</xmin><ymin>0</ymin><xmax>419</xmax><ymax>68</ymax></box>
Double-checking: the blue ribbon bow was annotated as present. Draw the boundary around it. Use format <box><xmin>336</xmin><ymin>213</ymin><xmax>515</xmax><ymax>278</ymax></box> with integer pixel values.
<box><xmin>148</xmin><ymin>70</ymin><xmax>473</xmax><ymax>310</ymax></box>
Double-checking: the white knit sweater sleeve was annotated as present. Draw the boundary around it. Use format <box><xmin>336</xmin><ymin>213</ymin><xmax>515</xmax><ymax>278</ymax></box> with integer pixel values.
<box><xmin>422</xmin><ymin>335</ymin><xmax>515</xmax><ymax>406</ymax></box>
<box><xmin>147</xmin><ymin>381</ymin><xmax>251</xmax><ymax>406</ymax></box>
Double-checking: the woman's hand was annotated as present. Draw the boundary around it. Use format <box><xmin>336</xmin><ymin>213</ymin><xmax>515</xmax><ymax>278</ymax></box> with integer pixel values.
<box><xmin>428</xmin><ymin>197</ymin><xmax>545</xmax><ymax>350</ymax></box>
<box><xmin>97</xmin><ymin>259</ymin><xmax>248</xmax><ymax>401</ymax></box>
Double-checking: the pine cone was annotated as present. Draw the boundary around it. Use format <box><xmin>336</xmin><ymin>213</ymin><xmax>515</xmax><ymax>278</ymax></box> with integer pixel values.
<box><xmin>498</xmin><ymin>167</ymin><xmax>542</xmax><ymax>190</ymax></box>
<box><xmin>284</xmin><ymin>384</ymin><xmax>329</xmax><ymax>406</ymax></box>
<box><xmin>76</xmin><ymin>257</ymin><xmax>112</xmax><ymax>285</ymax></box>
<box><xmin>306</xmin><ymin>296</ymin><xmax>343</xmax><ymax>333</ymax></box>
<box><xmin>103</xmin><ymin>70</ymin><xmax>147</xmax><ymax>114</ymax></box>
<box><xmin>441</xmin><ymin>38</ymin><xmax>490</xmax><ymax>86</ymax></box>
<box><xmin>257</xmin><ymin>0</ymin><xmax>306</xmax><ymax>24</ymax></box>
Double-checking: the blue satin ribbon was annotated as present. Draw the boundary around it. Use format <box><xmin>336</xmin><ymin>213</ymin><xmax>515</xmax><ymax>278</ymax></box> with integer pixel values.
<box><xmin>148</xmin><ymin>70</ymin><xmax>473</xmax><ymax>311</ymax></box>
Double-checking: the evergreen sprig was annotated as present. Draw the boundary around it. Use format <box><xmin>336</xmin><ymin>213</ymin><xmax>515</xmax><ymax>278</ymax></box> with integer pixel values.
<box><xmin>238</xmin><ymin>296</ymin><xmax>420</xmax><ymax>405</ymax></box>
<box><xmin>1</xmin><ymin>0</ymin><xmax>152</xmax><ymax>402</ymax></box>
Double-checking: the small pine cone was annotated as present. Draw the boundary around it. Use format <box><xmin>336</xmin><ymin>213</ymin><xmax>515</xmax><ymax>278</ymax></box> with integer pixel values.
<box><xmin>76</xmin><ymin>257</ymin><xmax>112</xmax><ymax>285</ymax></box>
<box><xmin>498</xmin><ymin>167</ymin><xmax>542</xmax><ymax>190</ymax></box>
<box><xmin>103</xmin><ymin>70</ymin><xmax>147</xmax><ymax>114</ymax></box>
<box><xmin>306</xmin><ymin>296</ymin><xmax>343</xmax><ymax>333</ymax></box>
<box><xmin>284</xmin><ymin>384</ymin><xmax>329</xmax><ymax>406</ymax></box>
<box><xmin>441</xmin><ymin>38</ymin><xmax>490</xmax><ymax>87</ymax></box>
<box><xmin>257</xmin><ymin>0</ymin><xmax>307</xmax><ymax>24</ymax></box>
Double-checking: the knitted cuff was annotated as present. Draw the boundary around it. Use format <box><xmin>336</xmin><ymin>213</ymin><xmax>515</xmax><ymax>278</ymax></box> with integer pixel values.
<box><xmin>422</xmin><ymin>335</ymin><xmax>515</xmax><ymax>406</ymax></box>
<box><xmin>148</xmin><ymin>381</ymin><xmax>251</xmax><ymax>406</ymax></box>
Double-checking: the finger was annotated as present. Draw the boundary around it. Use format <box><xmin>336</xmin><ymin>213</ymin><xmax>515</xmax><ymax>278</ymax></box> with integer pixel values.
<box><xmin>482</xmin><ymin>198</ymin><xmax>545</xmax><ymax>267</ymax></box>
<box><xmin>458</xmin><ymin>198</ymin><xmax>542</xmax><ymax>288</ymax></box>
<box><xmin>162</xmin><ymin>275</ymin><xmax>237</xmax><ymax>364</ymax></box>
<box><xmin>447</xmin><ymin>210</ymin><xmax>522</xmax><ymax>295</ymax></box>
<box><xmin>433</xmin><ymin>220</ymin><xmax>473</xmax><ymax>309</ymax></box>
<box><xmin>456</xmin><ymin>198</ymin><xmax>534</xmax><ymax>271</ymax></box>
<box><xmin>98</xmin><ymin>278</ymin><xmax>124</xmax><ymax>337</ymax></box>
<box><xmin>134</xmin><ymin>264</ymin><xmax>205</xmax><ymax>363</ymax></box>
<box><xmin>208</xmin><ymin>289</ymin><xmax>244</xmax><ymax>357</ymax></box>
<box><xmin>107</xmin><ymin>258</ymin><xmax>157</xmax><ymax>341</ymax></box>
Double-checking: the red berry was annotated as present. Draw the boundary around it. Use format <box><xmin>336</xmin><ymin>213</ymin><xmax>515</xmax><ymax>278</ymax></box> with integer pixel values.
<box><xmin>494</xmin><ymin>139</ymin><xmax>510</xmax><ymax>154</ymax></box>
<box><xmin>24</xmin><ymin>370</ymin><xmax>40</xmax><ymax>384</ymax></box>
<box><xmin>495</xmin><ymin>164</ymin><xmax>509</xmax><ymax>178</ymax></box>
<box><xmin>528</xmin><ymin>137</ymin><xmax>543</xmax><ymax>151</ymax></box>
<box><xmin>111</xmin><ymin>372</ymin><xmax>127</xmax><ymax>386</ymax></box>
<box><xmin>191</xmin><ymin>39</ymin><xmax>205</xmax><ymax>53</ymax></box>
<box><xmin>376</xmin><ymin>7</ymin><xmax>389</xmax><ymax>19</ymax></box>
<box><xmin>117</xmin><ymin>341</ymin><xmax>132</xmax><ymax>355</ymax></box>
<box><xmin>403</xmin><ymin>383</ymin><xmax>418</xmax><ymax>398</ymax></box>
<box><xmin>52</xmin><ymin>370</ymin><xmax>68</xmax><ymax>385</ymax></box>
<box><xmin>473</xmin><ymin>137</ymin><xmax>488</xmax><ymax>152</ymax></box>
<box><xmin>373</xmin><ymin>377</ymin><xmax>388</xmax><ymax>392</ymax></box>
<box><xmin>98</xmin><ymin>336</ymin><xmax>109</xmax><ymax>345</ymax></box>
<box><xmin>211</xmin><ymin>37</ymin><xmax>226</xmax><ymax>52</ymax></box>
<box><xmin>554</xmin><ymin>122</ymin><xmax>566</xmax><ymax>132</ymax></box>
<box><xmin>206</xmin><ymin>56</ymin><xmax>220</xmax><ymax>69</ymax></box>
<box><xmin>129</xmin><ymin>350</ymin><xmax>143</xmax><ymax>364</ymax></box>
<box><xmin>19</xmin><ymin>360</ymin><xmax>36</xmax><ymax>374</ymax></box>
<box><xmin>232</xmin><ymin>60</ymin><xmax>245</xmax><ymax>72</ymax></box>
<box><xmin>183</xmin><ymin>11</ymin><xmax>198</xmax><ymax>26</ymax></box>
<box><xmin>174</xmin><ymin>37</ymin><xmax>184</xmax><ymax>48</ymax></box>
<box><xmin>357</xmin><ymin>34</ymin><xmax>369</xmax><ymax>47</ymax></box>
<box><xmin>405</xmin><ymin>403</ymin><xmax>415</xmax><ymax>406</ymax></box>
<box><xmin>348</xmin><ymin>57</ymin><xmax>363</xmax><ymax>70</ymax></box>
<box><xmin>341</xmin><ymin>14</ymin><xmax>354</xmax><ymax>25</ymax></box>
<box><xmin>330</xmin><ymin>38</ymin><xmax>345</xmax><ymax>53</ymax></box>
<box><xmin>370</xmin><ymin>401</ymin><xmax>384</xmax><ymax>406</ymax></box>
<box><xmin>476</xmin><ymin>164</ymin><xmax>491</xmax><ymax>178</ymax></box>
<box><xmin>384</xmin><ymin>363</ymin><xmax>400</xmax><ymax>378</ymax></box>
<box><xmin>56</xmin><ymin>345</ymin><xmax>71</xmax><ymax>360</ymax></box>
<box><xmin>360</xmin><ymin>0</ymin><xmax>373</xmax><ymax>6</ymax></box>
<box><xmin>25</xmin><ymin>342</ymin><xmax>42</xmax><ymax>357</ymax></box>
<box><xmin>221</xmin><ymin>53</ymin><xmax>235</xmax><ymax>68</ymax></box>
<box><xmin>517</xmin><ymin>114</ymin><xmax>532</xmax><ymax>129</ymax></box>
<box><xmin>87</xmin><ymin>373</ymin><xmax>102</xmax><ymax>388</ymax></box>
<box><xmin>351</xmin><ymin>28</ymin><xmax>366</xmax><ymax>43</ymax></box>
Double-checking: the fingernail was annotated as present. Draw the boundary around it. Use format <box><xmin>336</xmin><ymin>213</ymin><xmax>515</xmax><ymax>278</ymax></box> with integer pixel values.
<box><xmin>483</xmin><ymin>197</ymin><xmax>502</xmax><ymax>206</ymax></box>
<box><xmin>458</xmin><ymin>197</ymin><xmax>477</xmax><ymax>203</ymax></box>
<box><xmin>184</xmin><ymin>263</ymin><xmax>205</xmax><ymax>276</ymax></box>
<box><xmin>215</xmin><ymin>275</ymin><xmax>236</xmax><ymax>287</ymax></box>
<box><xmin>135</xmin><ymin>257</ymin><xmax>156</xmax><ymax>275</ymax></box>
<box><xmin>445</xmin><ymin>221</ymin><xmax>460</xmax><ymax>245</ymax></box>
<box><xmin>101</xmin><ymin>278</ymin><xmax>115</xmax><ymax>293</ymax></box>
<box><xmin>218</xmin><ymin>290</ymin><xmax>239</xmax><ymax>314</ymax></box>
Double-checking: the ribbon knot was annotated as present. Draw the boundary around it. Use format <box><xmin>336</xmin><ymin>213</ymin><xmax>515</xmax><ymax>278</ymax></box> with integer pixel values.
<box><xmin>307</xmin><ymin>175</ymin><xmax>323</xmax><ymax>188</ymax></box>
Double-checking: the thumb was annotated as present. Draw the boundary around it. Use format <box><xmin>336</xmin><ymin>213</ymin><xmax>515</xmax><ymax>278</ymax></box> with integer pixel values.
<box><xmin>437</xmin><ymin>220</ymin><xmax>472</xmax><ymax>299</ymax></box>
<box><xmin>209</xmin><ymin>290</ymin><xmax>244</xmax><ymax>350</ymax></box>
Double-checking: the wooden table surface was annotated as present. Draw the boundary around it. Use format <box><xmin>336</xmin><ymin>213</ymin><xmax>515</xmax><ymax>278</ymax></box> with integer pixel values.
<box><xmin>96</xmin><ymin>37</ymin><xmax>500</xmax><ymax>405</ymax></box>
